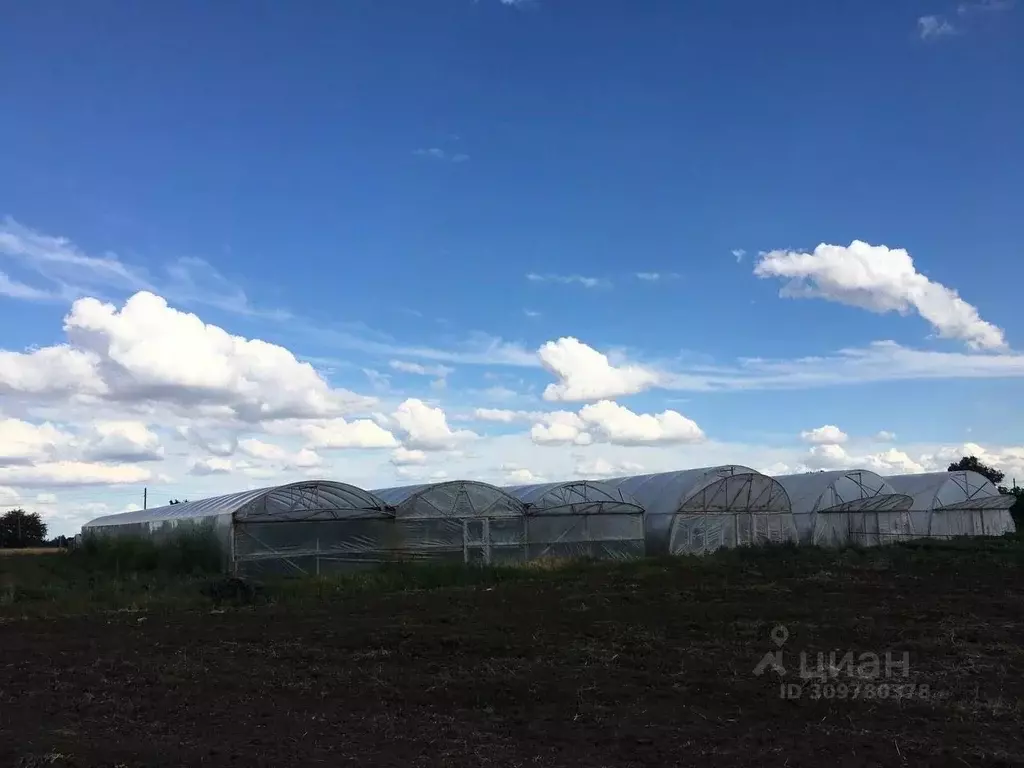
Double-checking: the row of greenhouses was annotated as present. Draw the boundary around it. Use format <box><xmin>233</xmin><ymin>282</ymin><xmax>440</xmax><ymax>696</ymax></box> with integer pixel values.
<box><xmin>82</xmin><ymin>467</ymin><xmax>1017</xmax><ymax>576</ymax></box>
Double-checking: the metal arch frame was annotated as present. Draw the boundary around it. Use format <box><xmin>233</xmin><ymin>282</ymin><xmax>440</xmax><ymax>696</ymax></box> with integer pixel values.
<box><xmin>506</xmin><ymin>480</ymin><xmax>645</xmax><ymax>517</ymax></box>
<box><xmin>883</xmin><ymin>470</ymin><xmax>1004</xmax><ymax>512</ymax></box>
<box><xmin>233</xmin><ymin>480</ymin><xmax>391</xmax><ymax>523</ymax></box>
<box><xmin>774</xmin><ymin>469</ymin><xmax>899</xmax><ymax>514</ymax></box>
<box><xmin>375</xmin><ymin>480</ymin><xmax>528</xmax><ymax>519</ymax></box>
<box><xmin>83</xmin><ymin>479</ymin><xmax>390</xmax><ymax>529</ymax></box>
<box><xmin>941</xmin><ymin>471</ymin><xmax>1010</xmax><ymax>511</ymax></box>
<box><xmin>667</xmin><ymin>474</ymin><xmax>795</xmax><ymax>553</ymax></box>
<box><xmin>841</xmin><ymin>470</ymin><xmax>890</xmax><ymax>505</ymax></box>
<box><xmin>675</xmin><ymin>474</ymin><xmax>792</xmax><ymax>515</ymax></box>
<box><xmin>814</xmin><ymin>494</ymin><xmax>914</xmax><ymax>514</ymax></box>
<box><xmin>608</xmin><ymin>465</ymin><xmax>759</xmax><ymax>506</ymax></box>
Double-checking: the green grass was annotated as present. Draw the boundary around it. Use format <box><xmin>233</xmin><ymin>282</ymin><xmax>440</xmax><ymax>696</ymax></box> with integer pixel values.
<box><xmin>0</xmin><ymin>529</ymin><xmax>225</xmax><ymax>616</ymax></box>
<box><xmin>2</xmin><ymin>531</ymin><xmax>1023</xmax><ymax>618</ymax></box>
<box><xmin>76</xmin><ymin>528</ymin><xmax>225</xmax><ymax>576</ymax></box>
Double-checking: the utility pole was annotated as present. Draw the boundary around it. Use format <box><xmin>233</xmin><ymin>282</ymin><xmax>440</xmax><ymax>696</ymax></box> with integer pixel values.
<box><xmin>143</xmin><ymin>487</ymin><xmax>148</xmax><ymax>510</ymax></box>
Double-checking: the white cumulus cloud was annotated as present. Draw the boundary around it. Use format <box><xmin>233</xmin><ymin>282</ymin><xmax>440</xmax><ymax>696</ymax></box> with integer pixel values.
<box><xmin>538</xmin><ymin>337</ymin><xmax>661</xmax><ymax>402</ymax></box>
<box><xmin>530</xmin><ymin>411</ymin><xmax>593</xmax><ymax>446</ymax></box>
<box><xmin>862</xmin><ymin>449</ymin><xmax>926</xmax><ymax>475</ymax></box>
<box><xmin>800</xmin><ymin>425</ymin><xmax>849</xmax><ymax>445</ymax></box>
<box><xmin>390</xmin><ymin>446</ymin><xmax>427</xmax><ymax>466</ymax></box>
<box><xmin>755</xmin><ymin>241</ymin><xmax>1006</xmax><ymax>350</ymax></box>
<box><xmin>804</xmin><ymin>443</ymin><xmax>851</xmax><ymax>470</ymax></box>
<box><xmin>578</xmin><ymin>400</ymin><xmax>705</xmax><ymax>446</ymax></box>
<box><xmin>0</xmin><ymin>292</ymin><xmax>380</xmax><ymax>421</ymax></box>
<box><xmin>80</xmin><ymin>421</ymin><xmax>164</xmax><ymax>463</ymax></box>
<box><xmin>0</xmin><ymin>461</ymin><xmax>152</xmax><ymax>488</ymax></box>
<box><xmin>300</xmin><ymin>417</ymin><xmax>399</xmax><ymax>450</ymax></box>
<box><xmin>392</xmin><ymin>398</ymin><xmax>478</xmax><ymax>451</ymax></box>
<box><xmin>0</xmin><ymin>417</ymin><xmax>70</xmax><ymax>466</ymax></box>
<box><xmin>573</xmin><ymin>457</ymin><xmax>645</xmax><ymax>479</ymax></box>
<box><xmin>527</xmin><ymin>401</ymin><xmax>704</xmax><ymax>447</ymax></box>
<box><xmin>237</xmin><ymin>438</ymin><xmax>323</xmax><ymax>469</ymax></box>
<box><xmin>189</xmin><ymin>457</ymin><xmax>234</xmax><ymax>476</ymax></box>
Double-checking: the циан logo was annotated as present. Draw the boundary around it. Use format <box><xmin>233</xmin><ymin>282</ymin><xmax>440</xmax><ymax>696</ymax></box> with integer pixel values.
<box><xmin>753</xmin><ymin>623</ymin><xmax>933</xmax><ymax>701</ymax></box>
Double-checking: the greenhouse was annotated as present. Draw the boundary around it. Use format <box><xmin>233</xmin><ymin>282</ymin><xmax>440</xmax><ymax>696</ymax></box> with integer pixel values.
<box><xmin>604</xmin><ymin>466</ymin><xmax>797</xmax><ymax>555</ymax></box>
<box><xmin>370</xmin><ymin>480</ymin><xmax>527</xmax><ymax>564</ymax></box>
<box><xmin>773</xmin><ymin>470</ymin><xmax>914</xmax><ymax>547</ymax></box>
<box><xmin>884</xmin><ymin>471</ymin><xmax>1017</xmax><ymax>539</ymax></box>
<box><xmin>82</xmin><ymin>481</ymin><xmax>394</xmax><ymax>575</ymax></box>
<box><xmin>502</xmin><ymin>480</ymin><xmax>646</xmax><ymax>560</ymax></box>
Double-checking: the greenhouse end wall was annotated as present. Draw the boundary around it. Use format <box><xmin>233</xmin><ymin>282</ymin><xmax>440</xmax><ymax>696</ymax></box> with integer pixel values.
<box><xmin>231</xmin><ymin>516</ymin><xmax>403</xmax><ymax>576</ymax></box>
<box><xmin>772</xmin><ymin>470</ymin><xmax>915</xmax><ymax>548</ymax></box>
<box><xmin>371</xmin><ymin>481</ymin><xmax>528</xmax><ymax>565</ymax></box>
<box><xmin>883</xmin><ymin>471</ymin><xmax>1017</xmax><ymax>540</ymax></box>
<box><xmin>503</xmin><ymin>480</ymin><xmax>646</xmax><ymax>561</ymax></box>
<box><xmin>603</xmin><ymin>467</ymin><xmax>796</xmax><ymax>556</ymax></box>
<box><xmin>82</xmin><ymin>481</ymin><xmax>397</xmax><ymax>576</ymax></box>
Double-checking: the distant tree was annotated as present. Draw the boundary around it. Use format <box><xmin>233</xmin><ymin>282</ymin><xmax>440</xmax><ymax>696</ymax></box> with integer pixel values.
<box><xmin>0</xmin><ymin>509</ymin><xmax>48</xmax><ymax>548</ymax></box>
<box><xmin>1001</xmin><ymin>486</ymin><xmax>1024</xmax><ymax>529</ymax></box>
<box><xmin>169</xmin><ymin>499</ymin><xmax>189</xmax><ymax>505</ymax></box>
<box><xmin>948</xmin><ymin>456</ymin><xmax>1005</xmax><ymax>486</ymax></box>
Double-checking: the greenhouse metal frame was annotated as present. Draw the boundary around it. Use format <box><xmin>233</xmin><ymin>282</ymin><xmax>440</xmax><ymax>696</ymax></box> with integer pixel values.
<box><xmin>604</xmin><ymin>466</ymin><xmax>797</xmax><ymax>555</ymax></box>
<box><xmin>772</xmin><ymin>470</ymin><xmax>914</xmax><ymax>547</ymax></box>
<box><xmin>883</xmin><ymin>471</ymin><xmax>1017</xmax><ymax>539</ymax></box>
<box><xmin>81</xmin><ymin>466</ymin><xmax>1018</xmax><ymax>575</ymax></box>
<box><xmin>502</xmin><ymin>480</ymin><xmax>646</xmax><ymax>560</ymax></box>
<box><xmin>370</xmin><ymin>480</ymin><xmax>528</xmax><ymax>564</ymax></box>
<box><xmin>83</xmin><ymin>480</ymin><xmax>394</xmax><ymax>576</ymax></box>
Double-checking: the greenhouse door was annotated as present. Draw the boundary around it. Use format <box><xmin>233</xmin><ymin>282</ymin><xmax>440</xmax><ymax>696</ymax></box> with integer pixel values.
<box><xmin>462</xmin><ymin>518</ymin><xmax>491</xmax><ymax>564</ymax></box>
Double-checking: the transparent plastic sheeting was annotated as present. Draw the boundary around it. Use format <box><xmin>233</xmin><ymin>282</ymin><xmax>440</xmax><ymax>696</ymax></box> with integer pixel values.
<box><xmin>368</xmin><ymin>480</ymin><xmax>528</xmax><ymax>564</ymax></box>
<box><xmin>604</xmin><ymin>466</ymin><xmax>797</xmax><ymax>555</ymax></box>
<box><xmin>230</xmin><ymin>482</ymin><xmax>397</xmax><ymax>576</ymax></box>
<box><xmin>82</xmin><ymin>481</ymin><xmax>396</xmax><ymax>575</ymax></box>
<box><xmin>371</xmin><ymin>480</ymin><xmax>526</xmax><ymax>519</ymax></box>
<box><xmin>884</xmin><ymin>471</ymin><xmax>1017</xmax><ymax>539</ymax></box>
<box><xmin>502</xmin><ymin>480</ymin><xmax>646</xmax><ymax>561</ymax></box>
<box><xmin>83</xmin><ymin>481</ymin><xmax>388</xmax><ymax>528</ymax></box>
<box><xmin>773</xmin><ymin>470</ymin><xmax>914</xmax><ymax>547</ymax></box>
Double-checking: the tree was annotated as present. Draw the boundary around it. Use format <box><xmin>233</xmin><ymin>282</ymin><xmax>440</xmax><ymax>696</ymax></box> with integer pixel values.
<box><xmin>948</xmin><ymin>456</ymin><xmax>1005</xmax><ymax>486</ymax></box>
<box><xmin>0</xmin><ymin>509</ymin><xmax>48</xmax><ymax>548</ymax></box>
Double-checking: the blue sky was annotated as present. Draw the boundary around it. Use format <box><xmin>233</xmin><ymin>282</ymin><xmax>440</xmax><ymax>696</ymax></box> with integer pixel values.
<box><xmin>1</xmin><ymin>0</ymin><xmax>1023</xmax><ymax>534</ymax></box>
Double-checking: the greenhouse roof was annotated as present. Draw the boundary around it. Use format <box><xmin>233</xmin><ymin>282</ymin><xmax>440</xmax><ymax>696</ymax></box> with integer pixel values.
<box><xmin>774</xmin><ymin>470</ymin><xmax>912</xmax><ymax>516</ymax></box>
<box><xmin>502</xmin><ymin>480</ymin><xmax>644</xmax><ymax>515</ymax></box>
<box><xmin>370</xmin><ymin>480</ymin><xmax>526</xmax><ymax>518</ymax></box>
<box><xmin>885</xmin><ymin>471</ymin><xmax>1016</xmax><ymax>512</ymax></box>
<box><xmin>603</xmin><ymin>465</ymin><xmax>780</xmax><ymax>518</ymax></box>
<box><xmin>82</xmin><ymin>481</ymin><xmax>389</xmax><ymax>528</ymax></box>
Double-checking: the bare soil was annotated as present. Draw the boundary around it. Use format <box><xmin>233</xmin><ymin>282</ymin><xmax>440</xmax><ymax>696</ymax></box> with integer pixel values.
<box><xmin>2</xmin><ymin>551</ymin><xmax>1023</xmax><ymax>767</ymax></box>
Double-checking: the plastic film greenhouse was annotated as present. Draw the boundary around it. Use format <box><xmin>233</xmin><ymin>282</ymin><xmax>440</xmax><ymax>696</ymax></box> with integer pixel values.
<box><xmin>82</xmin><ymin>481</ymin><xmax>395</xmax><ymax>576</ymax></box>
<box><xmin>883</xmin><ymin>471</ymin><xmax>1017</xmax><ymax>539</ymax></box>
<box><xmin>502</xmin><ymin>480</ymin><xmax>646</xmax><ymax>560</ymax></box>
<box><xmin>370</xmin><ymin>480</ymin><xmax>528</xmax><ymax>564</ymax></box>
<box><xmin>605</xmin><ymin>466</ymin><xmax>797</xmax><ymax>555</ymax></box>
<box><xmin>773</xmin><ymin>470</ymin><xmax>914</xmax><ymax>547</ymax></box>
